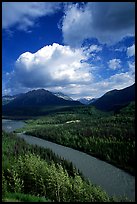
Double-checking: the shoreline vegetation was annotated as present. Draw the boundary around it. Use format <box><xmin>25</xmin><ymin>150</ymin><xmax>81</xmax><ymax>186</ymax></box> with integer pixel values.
<box><xmin>14</xmin><ymin>103</ymin><xmax>135</xmax><ymax>176</ymax></box>
<box><xmin>3</xmin><ymin>130</ymin><xmax>122</xmax><ymax>202</ymax></box>
<box><xmin>2</xmin><ymin>102</ymin><xmax>135</xmax><ymax>202</ymax></box>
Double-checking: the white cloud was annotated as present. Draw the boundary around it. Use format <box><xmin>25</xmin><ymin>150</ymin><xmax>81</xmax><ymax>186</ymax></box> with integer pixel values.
<box><xmin>5</xmin><ymin>56</ymin><xmax>134</xmax><ymax>100</ymax></box>
<box><xmin>61</xmin><ymin>2</ymin><xmax>135</xmax><ymax>47</ymax></box>
<box><xmin>86</xmin><ymin>72</ymin><xmax>134</xmax><ymax>99</ymax></box>
<box><xmin>2</xmin><ymin>2</ymin><xmax>135</xmax><ymax>98</ymax></box>
<box><xmin>95</xmin><ymin>56</ymin><xmax>101</xmax><ymax>61</ymax></box>
<box><xmin>12</xmin><ymin>43</ymin><xmax>92</xmax><ymax>89</ymax></box>
<box><xmin>108</xmin><ymin>72</ymin><xmax>134</xmax><ymax>86</ymax></box>
<box><xmin>48</xmin><ymin>70</ymin><xmax>135</xmax><ymax>100</ymax></box>
<box><xmin>62</xmin><ymin>3</ymin><xmax>92</xmax><ymax>47</ymax></box>
<box><xmin>128</xmin><ymin>61</ymin><xmax>135</xmax><ymax>74</ymax></box>
<box><xmin>108</xmin><ymin>59</ymin><xmax>121</xmax><ymax>70</ymax></box>
<box><xmin>94</xmin><ymin>71</ymin><xmax>135</xmax><ymax>97</ymax></box>
<box><xmin>127</xmin><ymin>44</ymin><xmax>135</xmax><ymax>57</ymax></box>
<box><xmin>82</xmin><ymin>44</ymin><xmax>102</xmax><ymax>60</ymax></box>
<box><xmin>3</xmin><ymin>42</ymin><xmax>135</xmax><ymax>99</ymax></box>
<box><xmin>87</xmin><ymin>45</ymin><xmax>102</xmax><ymax>53</ymax></box>
<box><xmin>115</xmin><ymin>46</ymin><xmax>127</xmax><ymax>52</ymax></box>
<box><xmin>2</xmin><ymin>2</ymin><xmax>61</xmax><ymax>31</ymax></box>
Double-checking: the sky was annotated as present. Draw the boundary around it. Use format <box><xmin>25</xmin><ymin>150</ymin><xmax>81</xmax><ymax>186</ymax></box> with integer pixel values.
<box><xmin>2</xmin><ymin>2</ymin><xmax>135</xmax><ymax>99</ymax></box>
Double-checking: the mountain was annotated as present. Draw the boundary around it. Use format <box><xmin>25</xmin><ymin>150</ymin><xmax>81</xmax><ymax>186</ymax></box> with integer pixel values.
<box><xmin>78</xmin><ymin>98</ymin><xmax>98</xmax><ymax>105</ymax></box>
<box><xmin>3</xmin><ymin>89</ymin><xmax>81</xmax><ymax>108</ymax></box>
<box><xmin>78</xmin><ymin>98</ymin><xmax>91</xmax><ymax>105</ymax></box>
<box><xmin>52</xmin><ymin>92</ymin><xmax>73</xmax><ymax>101</ymax></box>
<box><xmin>89</xmin><ymin>98</ymin><xmax>98</xmax><ymax>104</ymax></box>
<box><xmin>92</xmin><ymin>83</ymin><xmax>135</xmax><ymax>111</ymax></box>
<box><xmin>2</xmin><ymin>95</ymin><xmax>15</xmax><ymax>105</ymax></box>
<box><xmin>2</xmin><ymin>94</ymin><xmax>24</xmax><ymax>105</ymax></box>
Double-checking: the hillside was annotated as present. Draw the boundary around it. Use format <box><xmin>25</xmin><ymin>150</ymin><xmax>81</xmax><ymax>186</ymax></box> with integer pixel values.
<box><xmin>16</xmin><ymin>102</ymin><xmax>135</xmax><ymax>175</ymax></box>
<box><xmin>3</xmin><ymin>89</ymin><xmax>81</xmax><ymax>107</ymax></box>
<box><xmin>2</xmin><ymin>89</ymin><xmax>82</xmax><ymax>116</ymax></box>
<box><xmin>77</xmin><ymin>98</ymin><xmax>98</xmax><ymax>105</ymax></box>
<box><xmin>2</xmin><ymin>131</ymin><xmax>113</xmax><ymax>202</ymax></box>
<box><xmin>52</xmin><ymin>92</ymin><xmax>73</xmax><ymax>101</ymax></box>
<box><xmin>2</xmin><ymin>95</ymin><xmax>16</xmax><ymax>105</ymax></box>
<box><xmin>2</xmin><ymin>94</ymin><xmax>24</xmax><ymax>105</ymax></box>
<box><xmin>92</xmin><ymin>83</ymin><xmax>135</xmax><ymax>111</ymax></box>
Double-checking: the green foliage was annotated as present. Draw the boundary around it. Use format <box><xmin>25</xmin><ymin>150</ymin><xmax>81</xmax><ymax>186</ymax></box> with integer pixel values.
<box><xmin>2</xmin><ymin>102</ymin><xmax>135</xmax><ymax>201</ymax></box>
<box><xmin>23</xmin><ymin>103</ymin><xmax>135</xmax><ymax>175</ymax></box>
<box><xmin>2</xmin><ymin>131</ymin><xmax>115</xmax><ymax>202</ymax></box>
<box><xmin>3</xmin><ymin>192</ymin><xmax>50</xmax><ymax>202</ymax></box>
<box><xmin>2</xmin><ymin>130</ymin><xmax>79</xmax><ymax>179</ymax></box>
<box><xmin>2</xmin><ymin>171</ymin><xmax>7</xmax><ymax>198</ymax></box>
<box><xmin>6</xmin><ymin>168</ymin><xmax>24</xmax><ymax>193</ymax></box>
<box><xmin>4</xmin><ymin>152</ymin><xmax>111</xmax><ymax>202</ymax></box>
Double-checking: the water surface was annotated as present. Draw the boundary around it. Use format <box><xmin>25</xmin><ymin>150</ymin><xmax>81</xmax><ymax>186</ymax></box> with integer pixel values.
<box><xmin>2</xmin><ymin>119</ymin><xmax>135</xmax><ymax>201</ymax></box>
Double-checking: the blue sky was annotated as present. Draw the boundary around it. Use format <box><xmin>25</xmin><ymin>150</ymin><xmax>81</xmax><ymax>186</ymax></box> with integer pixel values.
<box><xmin>2</xmin><ymin>2</ymin><xmax>135</xmax><ymax>99</ymax></box>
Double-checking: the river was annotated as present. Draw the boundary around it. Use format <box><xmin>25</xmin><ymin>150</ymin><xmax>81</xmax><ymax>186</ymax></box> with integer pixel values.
<box><xmin>2</xmin><ymin>119</ymin><xmax>135</xmax><ymax>201</ymax></box>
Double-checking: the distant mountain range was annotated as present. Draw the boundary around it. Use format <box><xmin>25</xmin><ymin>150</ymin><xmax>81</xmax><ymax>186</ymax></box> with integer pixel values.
<box><xmin>92</xmin><ymin>83</ymin><xmax>135</xmax><ymax>111</ymax></box>
<box><xmin>2</xmin><ymin>94</ymin><xmax>24</xmax><ymax>105</ymax></box>
<box><xmin>2</xmin><ymin>95</ymin><xmax>16</xmax><ymax>105</ymax></box>
<box><xmin>2</xmin><ymin>89</ymin><xmax>81</xmax><ymax>108</ymax></box>
<box><xmin>2</xmin><ymin>89</ymin><xmax>82</xmax><ymax>116</ymax></box>
<box><xmin>78</xmin><ymin>98</ymin><xmax>98</xmax><ymax>105</ymax></box>
<box><xmin>2</xmin><ymin>83</ymin><xmax>135</xmax><ymax>116</ymax></box>
<box><xmin>52</xmin><ymin>92</ymin><xmax>73</xmax><ymax>101</ymax></box>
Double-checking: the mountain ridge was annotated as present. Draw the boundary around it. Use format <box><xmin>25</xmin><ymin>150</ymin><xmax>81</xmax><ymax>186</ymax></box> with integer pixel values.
<box><xmin>91</xmin><ymin>83</ymin><xmax>135</xmax><ymax>111</ymax></box>
<box><xmin>2</xmin><ymin>83</ymin><xmax>135</xmax><ymax>114</ymax></box>
<box><xmin>78</xmin><ymin>98</ymin><xmax>98</xmax><ymax>105</ymax></box>
<box><xmin>52</xmin><ymin>92</ymin><xmax>73</xmax><ymax>101</ymax></box>
<box><xmin>2</xmin><ymin>89</ymin><xmax>81</xmax><ymax>108</ymax></box>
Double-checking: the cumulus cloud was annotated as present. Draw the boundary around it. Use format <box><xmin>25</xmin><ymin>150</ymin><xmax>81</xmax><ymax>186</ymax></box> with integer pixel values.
<box><xmin>127</xmin><ymin>44</ymin><xmax>135</xmax><ymax>57</ymax></box>
<box><xmin>115</xmin><ymin>46</ymin><xmax>127</xmax><ymax>52</ymax></box>
<box><xmin>4</xmin><ymin>44</ymin><xmax>134</xmax><ymax>99</ymax></box>
<box><xmin>12</xmin><ymin>43</ymin><xmax>92</xmax><ymax>89</ymax></box>
<box><xmin>2</xmin><ymin>42</ymin><xmax>135</xmax><ymax>99</ymax></box>
<box><xmin>84</xmin><ymin>71</ymin><xmax>134</xmax><ymax>99</ymax></box>
<box><xmin>128</xmin><ymin>61</ymin><xmax>135</xmax><ymax>74</ymax></box>
<box><xmin>108</xmin><ymin>59</ymin><xmax>121</xmax><ymax>70</ymax></box>
<box><xmin>2</xmin><ymin>2</ymin><xmax>61</xmax><ymax>31</ymax></box>
<box><xmin>82</xmin><ymin>44</ymin><xmax>102</xmax><ymax>60</ymax></box>
<box><xmin>45</xmin><ymin>70</ymin><xmax>135</xmax><ymax>100</ymax></box>
<box><xmin>86</xmin><ymin>45</ymin><xmax>102</xmax><ymax>53</ymax></box>
<box><xmin>3</xmin><ymin>64</ymin><xmax>135</xmax><ymax>99</ymax></box>
<box><xmin>61</xmin><ymin>3</ymin><xmax>92</xmax><ymax>47</ymax></box>
<box><xmin>61</xmin><ymin>2</ymin><xmax>135</xmax><ymax>47</ymax></box>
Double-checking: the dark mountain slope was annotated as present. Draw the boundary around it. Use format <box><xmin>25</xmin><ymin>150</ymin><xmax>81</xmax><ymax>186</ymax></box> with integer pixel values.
<box><xmin>2</xmin><ymin>94</ymin><xmax>24</xmax><ymax>105</ymax></box>
<box><xmin>92</xmin><ymin>83</ymin><xmax>135</xmax><ymax>111</ymax></box>
<box><xmin>3</xmin><ymin>89</ymin><xmax>81</xmax><ymax>108</ymax></box>
<box><xmin>52</xmin><ymin>92</ymin><xmax>73</xmax><ymax>101</ymax></box>
<box><xmin>77</xmin><ymin>98</ymin><xmax>98</xmax><ymax>105</ymax></box>
<box><xmin>2</xmin><ymin>89</ymin><xmax>82</xmax><ymax>116</ymax></box>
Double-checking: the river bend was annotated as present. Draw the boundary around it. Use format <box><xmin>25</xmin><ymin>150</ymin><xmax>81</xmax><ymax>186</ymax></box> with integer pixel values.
<box><xmin>2</xmin><ymin>119</ymin><xmax>135</xmax><ymax>201</ymax></box>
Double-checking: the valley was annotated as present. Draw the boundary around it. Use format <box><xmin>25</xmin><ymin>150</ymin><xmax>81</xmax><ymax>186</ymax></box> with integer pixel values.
<box><xmin>3</xmin><ymin>2</ymin><xmax>135</xmax><ymax>202</ymax></box>
<box><xmin>14</xmin><ymin>102</ymin><xmax>135</xmax><ymax>175</ymax></box>
<box><xmin>2</xmin><ymin>84</ymin><xmax>135</xmax><ymax>202</ymax></box>
<box><xmin>2</xmin><ymin>115</ymin><xmax>135</xmax><ymax>201</ymax></box>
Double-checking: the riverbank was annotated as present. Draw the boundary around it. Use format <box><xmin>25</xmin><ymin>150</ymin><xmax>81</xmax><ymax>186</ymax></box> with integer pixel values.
<box><xmin>3</xmin><ymin>103</ymin><xmax>135</xmax><ymax>176</ymax></box>
<box><xmin>18</xmin><ymin>104</ymin><xmax>135</xmax><ymax>176</ymax></box>
<box><xmin>3</xmin><ymin>130</ymin><xmax>117</xmax><ymax>202</ymax></box>
<box><xmin>2</xmin><ymin>115</ymin><xmax>38</xmax><ymax>120</ymax></box>
<box><xmin>2</xmin><ymin>119</ymin><xmax>135</xmax><ymax>201</ymax></box>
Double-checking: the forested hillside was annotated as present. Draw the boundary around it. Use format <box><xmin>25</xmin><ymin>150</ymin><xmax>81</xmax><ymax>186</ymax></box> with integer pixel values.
<box><xmin>18</xmin><ymin>103</ymin><xmax>135</xmax><ymax>175</ymax></box>
<box><xmin>92</xmin><ymin>83</ymin><xmax>135</xmax><ymax>111</ymax></box>
<box><xmin>2</xmin><ymin>131</ymin><xmax>117</xmax><ymax>202</ymax></box>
